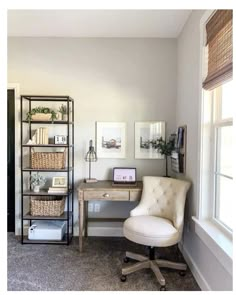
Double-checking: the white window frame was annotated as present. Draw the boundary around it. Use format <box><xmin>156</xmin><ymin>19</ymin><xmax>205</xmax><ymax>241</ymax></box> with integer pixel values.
<box><xmin>193</xmin><ymin>10</ymin><xmax>232</xmax><ymax>276</ymax></box>
<box><xmin>212</xmin><ymin>86</ymin><xmax>233</xmax><ymax>233</ymax></box>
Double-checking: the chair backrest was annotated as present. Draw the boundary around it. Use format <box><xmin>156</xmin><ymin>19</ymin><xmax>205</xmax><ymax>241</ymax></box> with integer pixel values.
<box><xmin>139</xmin><ymin>176</ymin><xmax>191</xmax><ymax>230</ymax></box>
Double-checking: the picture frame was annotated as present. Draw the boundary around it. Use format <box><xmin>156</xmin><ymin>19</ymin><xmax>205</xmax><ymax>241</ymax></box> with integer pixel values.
<box><xmin>96</xmin><ymin>122</ymin><xmax>126</xmax><ymax>158</ymax></box>
<box><xmin>52</xmin><ymin>176</ymin><xmax>67</xmax><ymax>187</ymax></box>
<box><xmin>54</xmin><ymin>135</ymin><xmax>67</xmax><ymax>144</ymax></box>
<box><xmin>135</xmin><ymin>121</ymin><xmax>166</xmax><ymax>159</ymax></box>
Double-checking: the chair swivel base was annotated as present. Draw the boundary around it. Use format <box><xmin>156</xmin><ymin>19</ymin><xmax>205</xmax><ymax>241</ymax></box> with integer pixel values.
<box><xmin>120</xmin><ymin>251</ymin><xmax>187</xmax><ymax>291</ymax></box>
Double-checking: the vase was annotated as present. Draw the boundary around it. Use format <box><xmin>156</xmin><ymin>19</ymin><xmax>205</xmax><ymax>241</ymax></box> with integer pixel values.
<box><xmin>63</xmin><ymin>114</ymin><xmax>68</xmax><ymax>121</ymax></box>
<box><xmin>33</xmin><ymin>185</ymin><xmax>40</xmax><ymax>193</ymax></box>
<box><xmin>56</xmin><ymin>112</ymin><xmax>63</xmax><ymax>120</ymax></box>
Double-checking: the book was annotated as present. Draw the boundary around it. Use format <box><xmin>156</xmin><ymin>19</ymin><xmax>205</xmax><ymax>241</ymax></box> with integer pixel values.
<box><xmin>44</xmin><ymin>127</ymin><xmax>48</xmax><ymax>144</ymax></box>
<box><xmin>36</xmin><ymin>128</ymin><xmax>39</xmax><ymax>144</ymax></box>
<box><xmin>48</xmin><ymin>187</ymin><xmax>68</xmax><ymax>194</ymax></box>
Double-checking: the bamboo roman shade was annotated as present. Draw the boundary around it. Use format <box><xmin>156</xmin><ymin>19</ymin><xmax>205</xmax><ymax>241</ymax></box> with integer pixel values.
<box><xmin>203</xmin><ymin>10</ymin><xmax>233</xmax><ymax>90</ymax></box>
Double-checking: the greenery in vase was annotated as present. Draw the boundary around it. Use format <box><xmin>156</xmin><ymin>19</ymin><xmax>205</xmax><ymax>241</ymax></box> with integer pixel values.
<box><xmin>58</xmin><ymin>104</ymin><xmax>67</xmax><ymax>115</ymax></box>
<box><xmin>26</xmin><ymin>106</ymin><xmax>57</xmax><ymax>122</ymax></box>
<box><xmin>151</xmin><ymin>134</ymin><xmax>176</xmax><ymax>177</ymax></box>
<box><xmin>30</xmin><ymin>172</ymin><xmax>46</xmax><ymax>188</ymax></box>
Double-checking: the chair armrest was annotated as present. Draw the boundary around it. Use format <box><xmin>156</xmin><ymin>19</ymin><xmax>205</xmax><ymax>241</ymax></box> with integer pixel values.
<box><xmin>130</xmin><ymin>203</ymin><xmax>148</xmax><ymax>217</ymax></box>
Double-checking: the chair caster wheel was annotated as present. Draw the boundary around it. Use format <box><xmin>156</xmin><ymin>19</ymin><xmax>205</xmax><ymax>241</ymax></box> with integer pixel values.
<box><xmin>179</xmin><ymin>270</ymin><xmax>186</xmax><ymax>276</ymax></box>
<box><xmin>160</xmin><ymin>285</ymin><xmax>166</xmax><ymax>291</ymax></box>
<box><xmin>120</xmin><ymin>275</ymin><xmax>127</xmax><ymax>282</ymax></box>
<box><xmin>123</xmin><ymin>257</ymin><xmax>129</xmax><ymax>263</ymax></box>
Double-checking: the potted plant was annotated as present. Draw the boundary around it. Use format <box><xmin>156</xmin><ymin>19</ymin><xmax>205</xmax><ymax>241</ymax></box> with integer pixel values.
<box><xmin>153</xmin><ymin>134</ymin><xmax>176</xmax><ymax>177</ymax></box>
<box><xmin>30</xmin><ymin>172</ymin><xmax>46</xmax><ymax>192</ymax></box>
<box><xmin>26</xmin><ymin>106</ymin><xmax>57</xmax><ymax>122</ymax></box>
<box><xmin>58</xmin><ymin>104</ymin><xmax>68</xmax><ymax>121</ymax></box>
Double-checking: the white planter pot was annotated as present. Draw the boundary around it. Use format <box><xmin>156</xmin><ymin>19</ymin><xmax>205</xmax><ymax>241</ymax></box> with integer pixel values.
<box><xmin>33</xmin><ymin>185</ymin><xmax>40</xmax><ymax>193</ymax></box>
<box><xmin>56</xmin><ymin>112</ymin><xmax>63</xmax><ymax>120</ymax></box>
<box><xmin>63</xmin><ymin>114</ymin><xmax>68</xmax><ymax>121</ymax></box>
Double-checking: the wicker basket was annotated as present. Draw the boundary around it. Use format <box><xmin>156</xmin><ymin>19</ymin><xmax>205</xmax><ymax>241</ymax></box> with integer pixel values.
<box><xmin>31</xmin><ymin>113</ymin><xmax>52</xmax><ymax>121</ymax></box>
<box><xmin>30</xmin><ymin>196</ymin><xmax>65</xmax><ymax>216</ymax></box>
<box><xmin>31</xmin><ymin>149</ymin><xmax>66</xmax><ymax>169</ymax></box>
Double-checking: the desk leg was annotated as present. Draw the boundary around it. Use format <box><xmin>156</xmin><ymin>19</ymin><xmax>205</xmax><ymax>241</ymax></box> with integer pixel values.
<box><xmin>79</xmin><ymin>199</ymin><xmax>84</xmax><ymax>252</ymax></box>
<box><xmin>84</xmin><ymin>201</ymin><xmax>88</xmax><ymax>237</ymax></box>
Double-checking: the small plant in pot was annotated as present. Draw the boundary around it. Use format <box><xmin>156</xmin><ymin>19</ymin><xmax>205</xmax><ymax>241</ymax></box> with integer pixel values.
<box><xmin>58</xmin><ymin>104</ymin><xmax>68</xmax><ymax>121</ymax></box>
<box><xmin>30</xmin><ymin>172</ymin><xmax>46</xmax><ymax>192</ymax></box>
<box><xmin>152</xmin><ymin>134</ymin><xmax>176</xmax><ymax>177</ymax></box>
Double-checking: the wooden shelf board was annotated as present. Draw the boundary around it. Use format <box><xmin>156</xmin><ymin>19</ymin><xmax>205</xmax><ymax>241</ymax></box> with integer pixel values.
<box><xmin>23</xmin><ymin>211</ymin><xmax>72</xmax><ymax>220</ymax></box>
<box><xmin>22</xmin><ymin>167</ymin><xmax>73</xmax><ymax>172</ymax></box>
<box><xmin>22</xmin><ymin>190</ymin><xmax>72</xmax><ymax>196</ymax></box>
<box><xmin>22</xmin><ymin>234</ymin><xmax>73</xmax><ymax>245</ymax></box>
<box><xmin>22</xmin><ymin>120</ymin><xmax>74</xmax><ymax>124</ymax></box>
<box><xmin>22</xmin><ymin>144</ymin><xmax>73</xmax><ymax>148</ymax></box>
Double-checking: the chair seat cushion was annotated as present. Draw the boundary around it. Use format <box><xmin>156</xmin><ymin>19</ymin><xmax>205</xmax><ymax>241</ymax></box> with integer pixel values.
<box><xmin>123</xmin><ymin>216</ymin><xmax>180</xmax><ymax>247</ymax></box>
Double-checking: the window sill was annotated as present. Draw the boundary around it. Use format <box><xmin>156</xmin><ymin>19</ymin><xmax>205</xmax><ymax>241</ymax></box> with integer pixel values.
<box><xmin>192</xmin><ymin>216</ymin><xmax>232</xmax><ymax>275</ymax></box>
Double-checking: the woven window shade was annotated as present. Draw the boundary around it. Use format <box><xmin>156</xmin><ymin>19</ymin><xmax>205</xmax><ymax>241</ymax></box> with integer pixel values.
<box><xmin>203</xmin><ymin>10</ymin><xmax>233</xmax><ymax>90</ymax></box>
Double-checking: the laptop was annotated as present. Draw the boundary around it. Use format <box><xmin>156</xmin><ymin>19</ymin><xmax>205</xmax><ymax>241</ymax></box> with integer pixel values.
<box><xmin>112</xmin><ymin>167</ymin><xmax>137</xmax><ymax>187</ymax></box>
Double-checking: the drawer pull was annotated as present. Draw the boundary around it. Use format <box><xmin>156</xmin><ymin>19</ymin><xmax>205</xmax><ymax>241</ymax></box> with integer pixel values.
<box><xmin>103</xmin><ymin>193</ymin><xmax>109</xmax><ymax>198</ymax></box>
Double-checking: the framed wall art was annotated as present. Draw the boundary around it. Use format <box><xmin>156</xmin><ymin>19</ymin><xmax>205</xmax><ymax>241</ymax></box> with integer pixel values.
<box><xmin>135</xmin><ymin>121</ymin><xmax>166</xmax><ymax>159</ymax></box>
<box><xmin>96</xmin><ymin>122</ymin><xmax>126</xmax><ymax>158</ymax></box>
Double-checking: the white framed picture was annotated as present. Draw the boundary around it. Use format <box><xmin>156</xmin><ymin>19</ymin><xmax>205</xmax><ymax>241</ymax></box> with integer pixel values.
<box><xmin>135</xmin><ymin>121</ymin><xmax>166</xmax><ymax>159</ymax></box>
<box><xmin>52</xmin><ymin>176</ymin><xmax>67</xmax><ymax>187</ymax></box>
<box><xmin>96</xmin><ymin>122</ymin><xmax>126</xmax><ymax>158</ymax></box>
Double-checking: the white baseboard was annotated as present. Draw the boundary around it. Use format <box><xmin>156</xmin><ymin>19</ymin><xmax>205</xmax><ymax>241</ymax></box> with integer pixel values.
<box><xmin>179</xmin><ymin>242</ymin><xmax>211</xmax><ymax>291</ymax></box>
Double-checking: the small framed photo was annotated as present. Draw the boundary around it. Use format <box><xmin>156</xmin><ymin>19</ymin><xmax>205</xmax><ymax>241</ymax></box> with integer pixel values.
<box><xmin>54</xmin><ymin>135</ymin><xmax>67</xmax><ymax>144</ymax></box>
<box><xmin>52</xmin><ymin>176</ymin><xmax>67</xmax><ymax>187</ymax></box>
<box><xmin>96</xmin><ymin>122</ymin><xmax>126</xmax><ymax>158</ymax></box>
<box><xmin>135</xmin><ymin>121</ymin><xmax>166</xmax><ymax>159</ymax></box>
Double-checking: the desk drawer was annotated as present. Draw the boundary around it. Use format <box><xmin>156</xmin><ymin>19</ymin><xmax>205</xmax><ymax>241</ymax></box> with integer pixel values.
<box><xmin>84</xmin><ymin>190</ymin><xmax>129</xmax><ymax>201</ymax></box>
<box><xmin>130</xmin><ymin>191</ymin><xmax>142</xmax><ymax>201</ymax></box>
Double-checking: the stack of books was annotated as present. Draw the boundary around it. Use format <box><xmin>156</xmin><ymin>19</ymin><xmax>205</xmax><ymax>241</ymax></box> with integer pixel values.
<box><xmin>33</xmin><ymin>127</ymin><xmax>48</xmax><ymax>144</ymax></box>
<box><xmin>48</xmin><ymin>187</ymin><xmax>68</xmax><ymax>194</ymax></box>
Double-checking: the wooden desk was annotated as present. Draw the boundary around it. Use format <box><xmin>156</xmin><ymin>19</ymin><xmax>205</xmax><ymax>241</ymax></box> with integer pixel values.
<box><xmin>77</xmin><ymin>180</ymin><xmax>142</xmax><ymax>252</ymax></box>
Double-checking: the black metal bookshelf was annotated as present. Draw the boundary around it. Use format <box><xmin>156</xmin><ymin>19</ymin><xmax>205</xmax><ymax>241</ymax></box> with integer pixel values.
<box><xmin>20</xmin><ymin>95</ymin><xmax>74</xmax><ymax>245</ymax></box>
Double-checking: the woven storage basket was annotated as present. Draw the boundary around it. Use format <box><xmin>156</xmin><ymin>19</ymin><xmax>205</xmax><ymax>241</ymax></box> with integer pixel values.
<box><xmin>30</xmin><ymin>196</ymin><xmax>65</xmax><ymax>216</ymax></box>
<box><xmin>31</xmin><ymin>149</ymin><xmax>66</xmax><ymax>169</ymax></box>
<box><xmin>31</xmin><ymin>113</ymin><xmax>52</xmax><ymax>121</ymax></box>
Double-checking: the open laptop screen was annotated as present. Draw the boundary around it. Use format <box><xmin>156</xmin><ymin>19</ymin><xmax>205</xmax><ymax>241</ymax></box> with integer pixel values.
<box><xmin>113</xmin><ymin>167</ymin><xmax>136</xmax><ymax>184</ymax></box>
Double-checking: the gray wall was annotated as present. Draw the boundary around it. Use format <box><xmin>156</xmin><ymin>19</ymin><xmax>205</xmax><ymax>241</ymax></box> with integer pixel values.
<box><xmin>177</xmin><ymin>11</ymin><xmax>232</xmax><ymax>291</ymax></box>
<box><xmin>8</xmin><ymin>37</ymin><xmax>177</xmax><ymax>235</ymax></box>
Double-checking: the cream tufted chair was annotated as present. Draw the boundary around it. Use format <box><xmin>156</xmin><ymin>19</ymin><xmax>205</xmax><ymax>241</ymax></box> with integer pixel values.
<box><xmin>121</xmin><ymin>176</ymin><xmax>191</xmax><ymax>291</ymax></box>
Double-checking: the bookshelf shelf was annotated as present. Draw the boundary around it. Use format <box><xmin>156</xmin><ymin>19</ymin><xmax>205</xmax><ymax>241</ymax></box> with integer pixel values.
<box><xmin>20</xmin><ymin>95</ymin><xmax>74</xmax><ymax>245</ymax></box>
<box><xmin>23</xmin><ymin>211</ymin><xmax>73</xmax><ymax>221</ymax></box>
<box><xmin>22</xmin><ymin>144</ymin><xmax>73</xmax><ymax>148</ymax></box>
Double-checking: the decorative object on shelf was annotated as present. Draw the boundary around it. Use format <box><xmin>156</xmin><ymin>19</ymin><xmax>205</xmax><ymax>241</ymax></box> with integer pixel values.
<box><xmin>54</xmin><ymin>135</ymin><xmax>67</xmax><ymax>144</ymax></box>
<box><xmin>30</xmin><ymin>196</ymin><xmax>65</xmax><ymax>216</ymax></box>
<box><xmin>30</xmin><ymin>172</ymin><xmax>46</xmax><ymax>192</ymax></box>
<box><xmin>154</xmin><ymin>134</ymin><xmax>176</xmax><ymax>177</ymax></box>
<box><xmin>85</xmin><ymin>139</ymin><xmax>98</xmax><ymax>183</ymax></box>
<box><xmin>171</xmin><ymin>125</ymin><xmax>187</xmax><ymax>174</ymax></box>
<box><xmin>31</xmin><ymin>148</ymin><xmax>66</xmax><ymax>169</ymax></box>
<box><xmin>52</xmin><ymin>176</ymin><xmax>67</xmax><ymax>187</ymax></box>
<box><xmin>134</xmin><ymin>121</ymin><xmax>166</xmax><ymax>159</ymax></box>
<box><xmin>26</xmin><ymin>106</ymin><xmax>57</xmax><ymax>122</ymax></box>
<box><xmin>58</xmin><ymin>104</ymin><xmax>68</xmax><ymax>121</ymax></box>
<box><xmin>96</xmin><ymin>122</ymin><xmax>126</xmax><ymax>158</ymax></box>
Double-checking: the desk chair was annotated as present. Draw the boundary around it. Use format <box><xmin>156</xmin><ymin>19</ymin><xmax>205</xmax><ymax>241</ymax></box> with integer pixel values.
<box><xmin>121</xmin><ymin>176</ymin><xmax>191</xmax><ymax>291</ymax></box>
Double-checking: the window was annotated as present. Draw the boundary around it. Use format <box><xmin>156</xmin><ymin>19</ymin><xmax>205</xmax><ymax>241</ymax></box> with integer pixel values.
<box><xmin>194</xmin><ymin>10</ymin><xmax>233</xmax><ymax>273</ymax></box>
<box><xmin>212</xmin><ymin>81</ymin><xmax>233</xmax><ymax>231</ymax></box>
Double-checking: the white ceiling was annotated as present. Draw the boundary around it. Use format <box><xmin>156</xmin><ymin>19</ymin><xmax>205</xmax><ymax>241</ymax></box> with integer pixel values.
<box><xmin>7</xmin><ymin>10</ymin><xmax>192</xmax><ymax>38</ymax></box>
